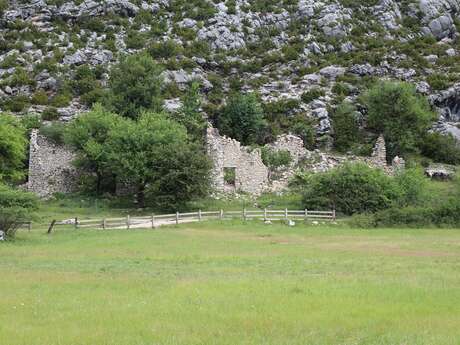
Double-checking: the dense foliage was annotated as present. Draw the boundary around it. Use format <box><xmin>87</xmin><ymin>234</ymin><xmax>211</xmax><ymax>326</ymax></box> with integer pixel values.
<box><xmin>217</xmin><ymin>93</ymin><xmax>266</xmax><ymax>145</ymax></box>
<box><xmin>0</xmin><ymin>183</ymin><xmax>38</xmax><ymax>239</ymax></box>
<box><xmin>64</xmin><ymin>105</ymin><xmax>120</xmax><ymax>194</ymax></box>
<box><xmin>362</xmin><ymin>81</ymin><xmax>435</xmax><ymax>159</ymax></box>
<box><xmin>296</xmin><ymin>163</ymin><xmax>427</xmax><ymax>215</ymax></box>
<box><xmin>331</xmin><ymin>101</ymin><xmax>360</xmax><ymax>153</ymax></box>
<box><xmin>171</xmin><ymin>82</ymin><xmax>206</xmax><ymax>142</ymax></box>
<box><xmin>107</xmin><ymin>112</ymin><xmax>211</xmax><ymax>209</ymax></box>
<box><xmin>105</xmin><ymin>53</ymin><xmax>164</xmax><ymax>119</ymax></box>
<box><xmin>0</xmin><ymin>114</ymin><xmax>27</xmax><ymax>184</ymax></box>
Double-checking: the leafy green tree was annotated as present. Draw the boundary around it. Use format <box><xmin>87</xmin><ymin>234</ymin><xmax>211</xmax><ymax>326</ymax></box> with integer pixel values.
<box><xmin>107</xmin><ymin>113</ymin><xmax>211</xmax><ymax>209</ymax></box>
<box><xmin>172</xmin><ymin>82</ymin><xmax>206</xmax><ymax>142</ymax></box>
<box><xmin>332</xmin><ymin>101</ymin><xmax>360</xmax><ymax>153</ymax></box>
<box><xmin>362</xmin><ymin>81</ymin><xmax>435</xmax><ymax>159</ymax></box>
<box><xmin>64</xmin><ymin>104</ymin><xmax>120</xmax><ymax>194</ymax></box>
<box><xmin>105</xmin><ymin>53</ymin><xmax>164</xmax><ymax>119</ymax></box>
<box><xmin>217</xmin><ymin>93</ymin><xmax>266</xmax><ymax>145</ymax></box>
<box><xmin>0</xmin><ymin>114</ymin><xmax>27</xmax><ymax>184</ymax></box>
<box><xmin>0</xmin><ymin>184</ymin><xmax>38</xmax><ymax>239</ymax></box>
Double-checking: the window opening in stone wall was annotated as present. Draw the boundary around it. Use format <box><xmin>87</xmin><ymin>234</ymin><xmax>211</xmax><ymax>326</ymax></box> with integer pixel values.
<box><xmin>224</xmin><ymin>167</ymin><xmax>236</xmax><ymax>187</ymax></box>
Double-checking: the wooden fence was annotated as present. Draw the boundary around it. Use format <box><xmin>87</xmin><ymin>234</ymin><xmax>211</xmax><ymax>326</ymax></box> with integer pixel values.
<box><xmin>48</xmin><ymin>209</ymin><xmax>336</xmax><ymax>232</ymax></box>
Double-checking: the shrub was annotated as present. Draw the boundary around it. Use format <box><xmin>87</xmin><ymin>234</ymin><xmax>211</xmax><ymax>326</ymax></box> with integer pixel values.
<box><xmin>0</xmin><ymin>184</ymin><xmax>38</xmax><ymax>239</ymax></box>
<box><xmin>31</xmin><ymin>89</ymin><xmax>49</xmax><ymax>105</ymax></box>
<box><xmin>40</xmin><ymin>122</ymin><xmax>66</xmax><ymax>145</ymax></box>
<box><xmin>331</xmin><ymin>101</ymin><xmax>360</xmax><ymax>153</ymax></box>
<box><xmin>297</xmin><ymin>163</ymin><xmax>401</xmax><ymax>215</ymax></box>
<box><xmin>41</xmin><ymin>107</ymin><xmax>59</xmax><ymax>121</ymax></box>
<box><xmin>361</xmin><ymin>81</ymin><xmax>435</xmax><ymax>159</ymax></box>
<box><xmin>420</xmin><ymin>132</ymin><xmax>460</xmax><ymax>165</ymax></box>
<box><xmin>0</xmin><ymin>114</ymin><xmax>27</xmax><ymax>183</ymax></box>
<box><xmin>301</xmin><ymin>88</ymin><xmax>325</xmax><ymax>103</ymax></box>
<box><xmin>261</xmin><ymin>148</ymin><xmax>292</xmax><ymax>168</ymax></box>
<box><xmin>217</xmin><ymin>93</ymin><xmax>266</xmax><ymax>145</ymax></box>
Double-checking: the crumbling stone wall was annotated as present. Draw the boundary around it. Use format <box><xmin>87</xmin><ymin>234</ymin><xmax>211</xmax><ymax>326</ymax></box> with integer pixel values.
<box><xmin>266</xmin><ymin>134</ymin><xmax>310</xmax><ymax>165</ymax></box>
<box><xmin>28</xmin><ymin>129</ymin><xmax>78</xmax><ymax>198</ymax></box>
<box><xmin>206</xmin><ymin>127</ymin><xmax>269</xmax><ymax>194</ymax></box>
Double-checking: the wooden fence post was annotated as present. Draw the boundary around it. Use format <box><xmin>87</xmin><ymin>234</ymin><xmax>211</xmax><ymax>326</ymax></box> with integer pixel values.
<box><xmin>47</xmin><ymin>220</ymin><xmax>56</xmax><ymax>234</ymax></box>
<box><xmin>176</xmin><ymin>212</ymin><xmax>179</xmax><ymax>225</ymax></box>
<box><xmin>305</xmin><ymin>209</ymin><xmax>308</xmax><ymax>221</ymax></box>
<box><xmin>127</xmin><ymin>215</ymin><xmax>130</xmax><ymax>230</ymax></box>
<box><xmin>285</xmin><ymin>208</ymin><xmax>288</xmax><ymax>222</ymax></box>
<box><xmin>264</xmin><ymin>208</ymin><xmax>267</xmax><ymax>222</ymax></box>
<box><xmin>151</xmin><ymin>214</ymin><xmax>155</xmax><ymax>229</ymax></box>
<box><xmin>220</xmin><ymin>209</ymin><xmax>224</xmax><ymax>220</ymax></box>
<box><xmin>198</xmin><ymin>209</ymin><xmax>202</xmax><ymax>221</ymax></box>
<box><xmin>243</xmin><ymin>208</ymin><xmax>247</xmax><ymax>221</ymax></box>
<box><xmin>75</xmin><ymin>217</ymin><xmax>78</xmax><ymax>229</ymax></box>
<box><xmin>333</xmin><ymin>209</ymin><xmax>336</xmax><ymax>221</ymax></box>
<box><xmin>102</xmin><ymin>218</ymin><xmax>106</xmax><ymax>230</ymax></box>
<box><xmin>28</xmin><ymin>222</ymin><xmax>32</xmax><ymax>232</ymax></box>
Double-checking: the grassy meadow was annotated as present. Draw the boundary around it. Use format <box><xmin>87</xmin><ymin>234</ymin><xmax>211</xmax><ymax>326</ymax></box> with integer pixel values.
<box><xmin>1</xmin><ymin>220</ymin><xmax>459</xmax><ymax>345</ymax></box>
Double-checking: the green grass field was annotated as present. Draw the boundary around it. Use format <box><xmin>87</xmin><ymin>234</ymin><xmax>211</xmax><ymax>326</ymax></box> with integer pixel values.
<box><xmin>1</xmin><ymin>221</ymin><xmax>459</xmax><ymax>345</ymax></box>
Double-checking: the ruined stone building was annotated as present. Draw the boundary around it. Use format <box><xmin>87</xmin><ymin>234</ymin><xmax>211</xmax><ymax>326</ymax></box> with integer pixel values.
<box><xmin>206</xmin><ymin>127</ymin><xmax>269</xmax><ymax>195</ymax></box>
<box><xmin>27</xmin><ymin>126</ymin><xmax>404</xmax><ymax>198</ymax></box>
<box><xmin>27</xmin><ymin>129</ymin><xmax>77</xmax><ymax>198</ymax></box>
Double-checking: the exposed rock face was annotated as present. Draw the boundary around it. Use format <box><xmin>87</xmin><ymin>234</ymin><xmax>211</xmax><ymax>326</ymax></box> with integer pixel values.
<box><xmin>27</xmin><ymin>129</ymin><xmax>78</xmax><ymax>198</ymax></box>
<box><xmin>420</xmin><ymin>0</ymin><xmax>460</xmax><ymax>39</ymax></box>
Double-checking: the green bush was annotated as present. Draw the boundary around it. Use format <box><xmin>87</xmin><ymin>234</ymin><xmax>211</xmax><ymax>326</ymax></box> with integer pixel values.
<box><xmin>39</xmin><ymin>122</ymin><xmax>66</xmax><ymax>145</ymax></box>
<box><xmin>0</xmin><ymin>184</ymin><xmax>38</xmax><ymax>239</ymax></box>
<box><xmin>261</xmin><ymin>148</ymin><xmax>292</xmax><ymax>168</ymax></box>
<box><xmin>301</xmin><ymin>88</ymin><xmax>325</xmax><ymax>103</ymax></box>
<box><xmin>0</xmin><ymin>114</ymin><xmax>27</xmax><ymax>184</ymax></box>
<box><xmin>420</xmin><ymin>132</ymin><xmax>460</xmax><ymax>165</ymax></box>
<box><xmin>41</xmin><ymin>107</ymin><xmax>59</xmax><ymax>121</ymax></box>
<box><xmin>297</xmin><ymin>163</ymin><xmax>401</xmax><ymax>215</ymax></box>
<box><xmin>31</xmin><ymin>89</ymin><xmax>49</xmax><ymax>105</ymax></box>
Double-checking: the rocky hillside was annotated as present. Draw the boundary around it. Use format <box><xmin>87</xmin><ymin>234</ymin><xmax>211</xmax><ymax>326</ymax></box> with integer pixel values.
<box><xmin>2</xmin><ymin>0</ymin><xmax>460</xmax><ymax>143</ymax></box>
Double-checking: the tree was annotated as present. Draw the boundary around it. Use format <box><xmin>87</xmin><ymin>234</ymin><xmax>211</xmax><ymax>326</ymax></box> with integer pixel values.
<box><xmin>362</xmin><ymin>81</ymin><xmax>435</xmax><ymax>159</ymax></box>
<box><xmin>0</xmin><ymin>184</ymin><xmax>38</xmax><ymax>239</ymax></box>
<box><xmin>64</xmin><ymin>104</ymin><xmax>120</xmax><ymax>194</ymax></box>
<box><xmin>0</xmin><ymin>114</ymin><xmax>27</xmax><ymax>184</ymax></box>
<box><xmin>420</xmin><ymin>132</ymin><xmax>460</xmax><ymax>165</ymax></box>
<box><xmin>105</xmin><ymin>53</ymin><xmax>164</xmax><ymax>119</ymax></box>
<box><xmin>217</xmin><ymin>93</ymin><xmax>266</xmax><ymax>145</ymax></box>
<box><xmin>332</xmin><ymin>101</ymin><xmax>360</xmax><ymax>153</ymax></box>
<box><xmin>172</xmin><ymin>82</ymin><xmax>206</xmax><ymax>142</ymax></box>
<box><xmin>107</xmin><ymin>113</ymin><xmax>211</xmax><ymax>209</ymax></box>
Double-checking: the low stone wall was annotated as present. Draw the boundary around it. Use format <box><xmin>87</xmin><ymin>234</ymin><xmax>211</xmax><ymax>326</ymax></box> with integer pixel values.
<box><xmin>27</xmin><ymin>129</ymin><xmax>78</xmax><ymax>198</ymax></box>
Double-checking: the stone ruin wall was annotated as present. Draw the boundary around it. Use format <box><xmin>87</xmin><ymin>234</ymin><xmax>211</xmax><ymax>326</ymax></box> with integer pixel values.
<box><xmin>26</xmin><ymin>126</ymin><xmax>404</xmax><ymax>199</ymax></box>
<box><xmin>206</xmin><ymin>127</ymin><xmax>269</xmax><ymax>195</ymax></box>
<box><xmin>206</xmin><ymin>128</ymin><xmax>405</xmax><ymax>195</ymax></box>
<box><xmin>28</xmin><ymin>129</ymin><xmax>78</xmax><ymax>198</ymax></box>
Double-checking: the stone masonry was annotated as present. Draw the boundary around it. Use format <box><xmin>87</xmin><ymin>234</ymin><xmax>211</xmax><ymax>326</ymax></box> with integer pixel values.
<box><xmin>27</xmin><ymin>129</ymin><xmax>78</xmax><ymax>198</ymax></box>
<box><xmin>206</xmin><ymin>126</ymin><xmax>269</xmax><ymax>195</ymax></box>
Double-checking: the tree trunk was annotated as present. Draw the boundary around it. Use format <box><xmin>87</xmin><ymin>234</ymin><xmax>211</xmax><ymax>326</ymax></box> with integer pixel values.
<box><xmin>137</xmin><ymin>184</ymin><xmax>146</xmax><ymax>208</ymax></box>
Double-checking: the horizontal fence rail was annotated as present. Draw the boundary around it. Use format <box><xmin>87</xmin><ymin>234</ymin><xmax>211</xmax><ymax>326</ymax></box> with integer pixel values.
<box><xmin>47</xmin><ymin>209</ymin><xmax>336</xmax><ymax>233</ymax></box>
